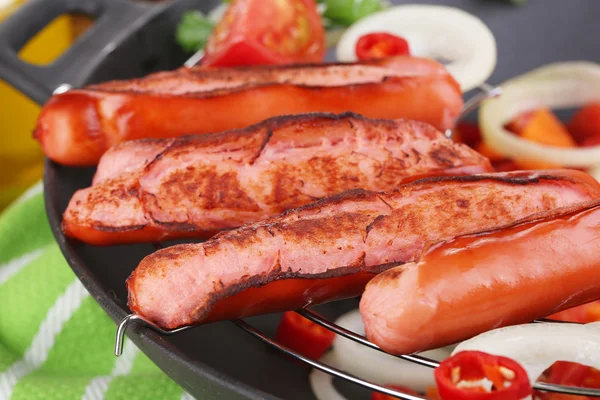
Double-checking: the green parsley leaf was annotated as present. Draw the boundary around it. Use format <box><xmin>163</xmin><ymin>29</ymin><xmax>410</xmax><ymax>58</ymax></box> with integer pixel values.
<box><xmin>175</xmin><ymin>11</ymin><xmax>216</xmax><ymax>52</ymax></box>
<box><xmin>322</xmin><ymin>0</ymin><xmax>384</xmax><ymax>26</ymax></box>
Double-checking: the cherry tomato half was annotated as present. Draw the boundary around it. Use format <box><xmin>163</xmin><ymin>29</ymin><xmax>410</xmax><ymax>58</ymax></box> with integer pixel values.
<box><xmin>202</xmin><ymin>0</ymin><xmax>326</xmax><ymax>67</ymax></box>
<box><xmin>274</xmin><ymin>311</ymin><xmax>335</xmax><ymax>360</ymax></box>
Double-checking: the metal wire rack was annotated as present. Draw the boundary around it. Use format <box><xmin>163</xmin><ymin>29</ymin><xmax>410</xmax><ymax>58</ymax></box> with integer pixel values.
<box><xmin>114</xmin><ymin>310</ymin><xmax>600</xmax><ymax>399</ymax></box>
<box><xmin>110</xmin><ymin>60</ymin><xmax>600</xmax><ymax>399</ymax></box>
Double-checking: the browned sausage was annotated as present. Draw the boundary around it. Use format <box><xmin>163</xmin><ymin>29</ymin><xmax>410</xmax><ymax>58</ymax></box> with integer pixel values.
<box><xmin>34</xmin><ymin>56</ymin><xmax>463</xmax><ymax>166</ymax></box>
<box><xmin>126</xmin><ymin>170</ymin><xmax>600</xmax><ymax>329</ymax></box>
<box><xmin>63</xmin><ymin>113</ymin><xmax>491</xmax><ymax>245</ymax></box>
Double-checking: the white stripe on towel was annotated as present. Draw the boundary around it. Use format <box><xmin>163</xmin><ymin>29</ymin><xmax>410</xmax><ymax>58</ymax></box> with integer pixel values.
<box><xmin>0</xmin><ymin>279</ymin><xmax>89</xmax><ymax>398</ymax></box>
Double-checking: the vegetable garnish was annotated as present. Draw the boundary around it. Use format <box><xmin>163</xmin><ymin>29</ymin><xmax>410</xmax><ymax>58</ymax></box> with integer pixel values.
<box><xmin>514</xmin><ymin>108</ymin><xmax>576</xmax><ymax>170</ymax></box>
<box><xmin>274</xmin><ymin>311</ymin><xmax>335</xmax><ymax>360</ymax></box>
<box><xmin>479</xmin><ymin>62</ymin><xmax>600</xmax><ymax>168</ymax></box>
<box><xmin>331</xmin><ymin>310</ymin><xmax>451</xmax><ymax>392</ymax></box>
<box><xmin>434</xmin><ymin>351</ymin><xmax>532</xmax><ymax>400</ymax></box>
<box><xmin>355</xmin><ymin>32</ymin><xmax>410</xmax><ymax>60</ymax></box>
<box><xmin>201</xmin><ymin>0</ymin><xmax>326</xmax><ymax>66</ymax></box>
<box><xmin>175</xmin><ymin>11</ymin><xmax>215</xmax><ymax>52</ymax></box>
<box><xmin>336</xmin><ymin>4</ymin><xmax>497</xmax><ymax>92</ymax></box>
<box><xmin>549</xmin><ymin>300</ymin><xmax>600</xmax><ymax>324</ymax></box>
<box><xmin>453</xmin><ymin>323</ymin><xmax>600</xmax><ymax>385</ymax></box>
<box><xmin>568</xmin><ymin>102</ymin><xmax>600</xmax><ymax>146</ymax></box>
<box><xmin>536</xmin><ymin>361</ymin><xmax>600</xmax><ymax>400</ymax></box>
<box><xmin>321</xmin><ymin>0</ymin><xmax>386</xmax><ymax>26</ymax></box>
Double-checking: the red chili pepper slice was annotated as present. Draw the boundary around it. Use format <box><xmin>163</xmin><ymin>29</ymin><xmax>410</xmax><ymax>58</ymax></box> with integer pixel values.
<box><xmin>274</xmin><ymin>311</ymin><xmax>335</xmax><ymax>360</ymax></box>
<box><xmin>434</xmin><ymin>351</ymin><xmax>532</xmax><ymax>400</ymax></box>
<box><xmin>355</xmin><ymin>32</ymin><xmax>410</xmax><ymax>60</ymax></box>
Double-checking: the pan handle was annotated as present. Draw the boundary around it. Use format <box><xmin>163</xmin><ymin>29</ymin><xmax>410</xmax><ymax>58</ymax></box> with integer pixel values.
<box><xmin>0</xmin><ymin>0</ymin><xmax>167</xmax><ymax>105</ymax></box>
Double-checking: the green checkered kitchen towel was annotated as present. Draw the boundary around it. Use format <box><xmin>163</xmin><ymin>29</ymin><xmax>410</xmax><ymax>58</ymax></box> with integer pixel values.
<box><xmin>0</xmin><ymin>182</ymin><xmax>195</xmax><ymax>400</ymax></box>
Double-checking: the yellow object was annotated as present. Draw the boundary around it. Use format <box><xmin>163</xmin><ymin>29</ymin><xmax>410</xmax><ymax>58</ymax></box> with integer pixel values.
<box><xmin>0</xmin><ymin>1</ymin><xmax>74</xmax><ymax>209</ymax></box>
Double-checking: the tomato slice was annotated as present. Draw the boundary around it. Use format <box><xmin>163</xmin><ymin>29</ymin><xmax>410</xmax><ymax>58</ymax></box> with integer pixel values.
<box><xmin>549</xmin><ymin>300</ymin><xmax>600</xmax><ymax>324</ymax></box>
<box><xmin>568</xmin><ymin>102</ymin><xmax>600</xmax><ymax>145</ymax></box>
<box><xmin>434</xmin><ymin>351</ymin><xmax>532</xmax><ymax>400</ymax></box>
<box><xmin>274</xmin><ymin>311</ymin><xmax>335</xmax><ymax>360</ymax></box>
<box><xmin>355</xmin><ymin>32</ymin><xmax>410</xmax><ymax>60</ymax></box>
<box><xmin>202</xmin><ymin>0</ymin><xmax>326</xmax><ymax>67</ymax></box>
<box><xmin>371</xmin><ymin>385</ymin><xmax>420</xmax><ymax>400</ymax></box>
<box><xmin>536</xmin><ymin>361</ymin><xmax>600</xmax><ymax>400</ymax></box>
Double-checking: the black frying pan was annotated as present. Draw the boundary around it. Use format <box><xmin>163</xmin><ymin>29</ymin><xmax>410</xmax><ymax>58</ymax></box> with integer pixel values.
<box><xmin>2</xmin><ymin>1</ymin><xmax>600</xmax><ymax>399</ymax></box>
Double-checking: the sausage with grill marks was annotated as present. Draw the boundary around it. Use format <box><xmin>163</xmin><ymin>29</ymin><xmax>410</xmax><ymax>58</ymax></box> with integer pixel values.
<box><xmin>62</xmin><ymin>112</ymin><xmax>491</xmax><ymax>245</ymax></box>
<box><xmin>126</xmin><ymin>170</ymin><xmax>600</xmax><ymax>329</ymax></box>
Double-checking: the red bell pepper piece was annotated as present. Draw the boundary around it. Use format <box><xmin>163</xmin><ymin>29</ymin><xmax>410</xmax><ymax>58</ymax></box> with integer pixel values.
<box><xmin>355</xmin><ymin>32</ymin><xmax>410</xmax><ymax>60</ymax></box>
<box><xmin>274</xmin><ymin>311</ymin><xmax>335</xmax><ymax>360</ymax></box>
<box><xmin>568</xmin><ymin>102</ymin><xmax>600</xmax><ymax>145</ymax></box>
<box><xmin>434</xmin><ymin>351</ymin><xmax>532</xmax><ymax>400</ymax></box>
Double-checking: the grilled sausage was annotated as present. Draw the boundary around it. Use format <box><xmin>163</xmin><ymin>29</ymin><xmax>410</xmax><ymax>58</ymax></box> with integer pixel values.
<box><xmin>126</xmin><ymin>170</ymin><xmax>600</xmax><ymax>329</ymax></box>
<box><xmin>63</xmin><ymin>113</ymin><xmax>491</xmax><ymax>245</ymax></box>
<box><xmin>34</xmin><ymin>56</ymin><xmax>463</xmax><ymax>166</ymax></box>
<box><xmin>360</xmin><ymin>199</ymin><xmax>600</xmax><ymax>355</ymax></box>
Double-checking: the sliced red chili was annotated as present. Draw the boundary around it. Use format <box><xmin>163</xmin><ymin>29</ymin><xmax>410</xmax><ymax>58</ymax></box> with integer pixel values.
<box><xmin>355</xmin><ymin>32</ymin><xmax>410</xmax><ymax>60</ymax></box>
<box><xmin>434</xmin><ymin>351</ymin><xmax>532</xmax><ymax>400</ymax></box>
<box><xmin>274</xmin><ymin>311</ymin><xmax>335</xmax><ymax>360</ymax></box>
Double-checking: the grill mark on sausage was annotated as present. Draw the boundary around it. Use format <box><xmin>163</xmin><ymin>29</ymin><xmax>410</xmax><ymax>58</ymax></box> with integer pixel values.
<box><xmin>126</xmin><ymin>169</ymin><xmax>600</xmax><ymax>329</ymax></box>
<box><xmin>62</xmin><ymin>113</ymin><xmax>494</xmax><ymax>244</ymax></box>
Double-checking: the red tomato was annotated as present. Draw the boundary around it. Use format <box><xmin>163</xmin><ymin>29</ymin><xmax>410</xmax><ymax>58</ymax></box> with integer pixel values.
<box><xmin>274</xmin><ymin>311</ymin><xmax>335</xmax><ymax>360</ymax></box>
<box><xmin>202</xmin><ymin>0</ymin><xmax>326</xmax><ymax>67</ymax></box>
<box><xmin>580</xmin><ymin>135</ymin><xmax>600</xmax><ymax>147</ymax></box>
<box><xmin>355</xmin><ymin>33</ymin><xmax>410</xmax><ymax>60</ymax></box>
<box><xmin>371</xmin><ymin>385</ymin><xmax>420</xmax><ymax>400</ymax></box>
<box><xmin>568</xmin><ymin>102</ymin><xmax>600</xmax><ymax>145</ymax></box>
<box><xmin>536</xmin><ymin>361</ymin><xmax>600</xmax><ymax>400</ymax></box>
<box><xmin>549</xmin><ymin>300</ymin><xmax>600</xmax><ymax>323</ymax></box>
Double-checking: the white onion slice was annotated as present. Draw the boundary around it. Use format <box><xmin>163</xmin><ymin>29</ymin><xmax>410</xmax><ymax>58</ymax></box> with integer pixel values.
<box><xmin>335</xmin><ymin>4</ymin><xmax>497</xmax><ymax>92</ymax></box>
<box><xmin>309</xmin><ymin>353</ymin><xmax>348</xmax><ymax>400</ymax></box>
<box><xmin>452</xmin><ymin>322</ymin><xmax>600</xmax><ymax>383</ymax></box>
<box><xmin>331</xmin><ymin>309</ymin><xmax>452</xmax><ymax>393</ymax></box>
<box><xmin>479</xmin><ymin>61</ymin><xmax>600</xmax><ymax>168</ymax></box>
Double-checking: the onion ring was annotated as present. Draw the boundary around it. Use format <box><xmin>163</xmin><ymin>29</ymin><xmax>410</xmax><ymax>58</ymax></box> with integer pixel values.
<box><xmin>336</xmin><ymin>4</ymin><xmax>497</xmax><ymax>92</ymax></box>
<box><xmin>479</xmin><ymin>62</ymin><xmax>600</xmax><ymax>168</ymax></box>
